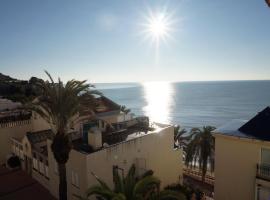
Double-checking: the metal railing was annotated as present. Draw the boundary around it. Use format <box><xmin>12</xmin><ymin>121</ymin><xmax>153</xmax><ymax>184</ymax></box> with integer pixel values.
<box><xmin>257</xmin><ymin>163</ymin><xmax>270</xmax><ymax>180</ymax></box>
<box><xmin>183</xmin><ymin>167</ymin><xmax>215</xmax><ymax>185</ymax></box>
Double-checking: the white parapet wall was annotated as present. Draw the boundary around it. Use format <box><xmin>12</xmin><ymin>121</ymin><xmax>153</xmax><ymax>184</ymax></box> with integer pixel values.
<box><xmin>66</xmin><ymin>125</ymin><xmax>183</xmax><ymax>200</ymax></box>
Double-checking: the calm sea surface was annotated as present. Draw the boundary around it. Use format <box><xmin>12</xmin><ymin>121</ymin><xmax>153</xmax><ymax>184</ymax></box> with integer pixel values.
<box><xmin>96</xmin><ymin>81</ymin><xmax>270</xmax><ymax>129</ymax></box>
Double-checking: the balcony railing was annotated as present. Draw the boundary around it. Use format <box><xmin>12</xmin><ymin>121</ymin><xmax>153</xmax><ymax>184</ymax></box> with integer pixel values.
<box><xmin>256</xmin><ymin>163</ymin><xmax>270</xmax><ymax>180</ymax></box>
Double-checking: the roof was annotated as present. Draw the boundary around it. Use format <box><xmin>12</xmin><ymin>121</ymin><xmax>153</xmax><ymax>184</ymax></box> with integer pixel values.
<box><xmin>214</xmin><ymin>107</ymin><xmax>270</xmax><ymax>142</ymax></box>
<box><xmin>26</xmin><ymin>129</ymin><xmax>54</xmax><ymax>144</ymax></box>
<box><xmin>239</xmin><ymin>107</ymin><xmax>270</xmax><ymax>141</ymax></box>
<box><xmin>95</xmin><ymin>96</ymin><xmax>120</xmax><ymax>113</ymax></box>
<box><xmin>214</xmin><ymin>119</ymin><xmax>250</xmax><ymax>138</ymax></box>
<box><xmin>79</xmin><ymin>95</ymin><xmax>121</xmax><ymax>116</ymax></box>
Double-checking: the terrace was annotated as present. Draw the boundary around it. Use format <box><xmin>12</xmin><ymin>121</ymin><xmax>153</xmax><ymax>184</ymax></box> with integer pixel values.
<box><xmin>0</xmin><ymin>110</ymin><xmax>32</xmax><ymax>127</ymax></box>
<box><xmin>72</xmin><ymin>119</ymin><xmax>166</xmax><ymax>155</ymax></box>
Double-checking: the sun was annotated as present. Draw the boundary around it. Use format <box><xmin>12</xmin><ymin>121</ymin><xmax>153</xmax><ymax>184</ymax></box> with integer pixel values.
<box><xmin>148</xmin><ymin>14</ymin><xmax>168</xmax><ymax>39</ymax></box>
<box><xmin>141</xmin><ymin>9</ymin><xmax>174</xmax><ymax>46</ymax></box>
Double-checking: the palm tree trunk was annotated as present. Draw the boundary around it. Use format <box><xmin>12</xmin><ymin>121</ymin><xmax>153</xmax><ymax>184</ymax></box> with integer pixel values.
<box><xmin>58</xmin><ymin>163</ymin><xmax>67</xmax><ymax>200</ymax></box>
<box><xmin>201</xmin><ymin>165</ymin><xmax>207</xmax><ymax>183</ymax></box>
<box><xmin>201</xmin><ymin>173</ymin><xmax>206</xmax><ymax>183</ymax></box>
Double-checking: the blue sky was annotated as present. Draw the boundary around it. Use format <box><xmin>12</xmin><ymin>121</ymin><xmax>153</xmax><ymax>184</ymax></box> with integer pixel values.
<box><xmin>0</xmin><ymin>0</ymin><xmax>269</xmax><ymax>82</ymax></box>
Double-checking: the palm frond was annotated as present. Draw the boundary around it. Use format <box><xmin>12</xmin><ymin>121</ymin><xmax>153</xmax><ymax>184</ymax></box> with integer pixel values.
<box><xmin>133</xmin><ymin>176</ymin><xmax>160</xmax><ymax>196</ymax></box>
<box><xmin>85</xmin><ymin>185</ymin><xmax>114</xmax><ymax>199</ymax></box>
<box><xmin>158</xmin><ymin>190</ymin><xmax>186</xmax><ymax>200</ymax></box>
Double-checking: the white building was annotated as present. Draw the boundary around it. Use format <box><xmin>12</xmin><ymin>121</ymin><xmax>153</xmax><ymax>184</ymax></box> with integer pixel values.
<box><xmin>2</xmin><ymin>96</ymin><xmax>183</xmax><ymax>200</ymax></box>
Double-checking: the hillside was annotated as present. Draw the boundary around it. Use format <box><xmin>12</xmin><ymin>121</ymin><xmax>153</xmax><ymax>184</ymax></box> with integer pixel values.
<box><xmin>0</xmin><ymin>73</ymin><xmax>16</xmax><ymax>82</ymax></box>
<box><xmin>0</xmin><ymin>73</ymin><xmax>42</xmax><ymax>103</ymax></box>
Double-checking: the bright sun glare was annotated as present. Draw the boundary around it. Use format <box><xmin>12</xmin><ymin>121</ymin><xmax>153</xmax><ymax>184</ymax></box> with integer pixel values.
<box><xmin>148</xmin><ymin>14</ymin><xmax>168</xmax><ymax>38</ymax></box>
<box><xmin>143</xmin><ymin>81</ymin><xmax>174</xmax><ymax>123</ymax></box>
<box><xmin>142</xmin><ymin>9</ymin><xmax>174</xmax><ymax>47</ymax></box>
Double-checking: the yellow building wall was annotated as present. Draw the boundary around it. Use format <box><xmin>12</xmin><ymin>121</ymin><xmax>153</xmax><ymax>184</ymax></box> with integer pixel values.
<box><xmin>214</xmin><ymin>134</ymin><xmax>270</xmax><ymax>200</ymax></box>
<box><xmin>66</xmin><ymin>149</ymin><xmax>88</xmax><ymax>200</ymax></box>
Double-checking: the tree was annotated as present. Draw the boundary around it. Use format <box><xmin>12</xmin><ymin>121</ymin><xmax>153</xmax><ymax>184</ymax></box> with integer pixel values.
<box><xmin>174</xmin><ymin>125</ymin><xmax>195</xmax><ymax>152</ymax></box>
<box><xmin>266</xmin><ymin>0</ymin><xmax>270</xmax><ymax>7</ymax></box>
<box><xmin>76</xmin><ymin>164</ymin><xmax>186</xmax><ymax>200</ymax></box>
<box><xmin>120</xmin><ymin>105</ymin><xmax>131</xmax><ymax>114</ymax></box>
<box><xmin>174</xmin><ymin>125</ymin><xmax>188</xmax><ymax>149</ymax></box>
<box><xmin>27</xmin><ymin>71</ymin><xmax>100</xmax><ymax>200</ymax></box>
<box><xmin>184</xmin><ymin>126</ymin><xmax>215</xmax><ymax>182</ymax></box>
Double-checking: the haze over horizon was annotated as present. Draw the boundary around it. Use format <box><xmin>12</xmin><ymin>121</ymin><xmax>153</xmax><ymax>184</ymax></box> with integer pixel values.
<box><xmin>0</xmin><ymin>0</ymin><xmax>270</xmax><ymax>83</ymax></box>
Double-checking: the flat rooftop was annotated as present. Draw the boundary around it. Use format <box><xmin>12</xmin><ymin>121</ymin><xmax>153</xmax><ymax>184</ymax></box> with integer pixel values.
<box><xmin>72</xmin><ymin>122</ymin><xmax>169</xmax><ymax>154</ymax></box>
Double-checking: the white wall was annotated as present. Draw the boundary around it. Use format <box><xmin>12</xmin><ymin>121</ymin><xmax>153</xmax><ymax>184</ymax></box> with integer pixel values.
<box><xmin>31</xmin><ymin>112</ymin><xmax>51</xmax><ymax>132</ymax></box>
<box><xmin>66</xmin><ymin>126</ymin><xmax>182</xmax><ymax>200</ymax></box>
<box><xmin>0</xmin><ymin>120</ymin><xmax>32</xmax><ymax>164</ymax></box>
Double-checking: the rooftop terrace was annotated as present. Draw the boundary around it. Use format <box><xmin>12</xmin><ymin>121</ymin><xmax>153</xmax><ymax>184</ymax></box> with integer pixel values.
<box><xmin>0</xmin><ymin>110</ymin><xmax>31</xmax><ymax>124</ymax></box>
<box><xmin>72</xmin><ymin>122</ymin><xmax>168</xmax><ymax>154</ymax></box>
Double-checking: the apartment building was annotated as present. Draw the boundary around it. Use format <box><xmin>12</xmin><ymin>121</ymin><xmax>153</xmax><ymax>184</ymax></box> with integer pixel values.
<box><xmin>214</xmin><ymin>107</ymin><xmax>270</xmax><ymax>200</ymax></box>
<box><xmin>3</xmin><ymin>96</ymin><xmax>183</xmax><ymax>200</ymax></box>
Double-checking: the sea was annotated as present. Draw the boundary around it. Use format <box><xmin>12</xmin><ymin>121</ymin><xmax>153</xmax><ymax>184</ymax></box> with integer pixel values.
<box><xmin>96</xmin><ymin>81</ymin><xmax>270</xmax><ymax>129</ymax></box>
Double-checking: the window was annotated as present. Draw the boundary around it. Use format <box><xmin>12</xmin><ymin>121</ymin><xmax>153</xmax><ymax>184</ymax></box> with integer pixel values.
<box><xmin>261</xmin><ymin>148</ymin><xmax>270</xmax><ymax>164</ymax></box>
<box><xmin>25</xmin><ymin>143</ymin><xmax>28</xmax><ymax>151</ymax></box>
<box><xmin>33</xmin><ymin>112</ymin><xmax>37</xmax><ymax>119</ymax></box>
<box><xmin>19</xmin><ymin>149</ymin><xmax>24</xmax><ymax>160</ymax></box>
<box><xmin>32</xmin><ymin>153</ymin><xmax>38</xmax><ymax>170</ymax></box>
<box><xmin>15</xmin><ymin>144</ymin><xmax>19</xmax><ymax>156</ymax></box>
<box><xmin>71</xmin><ymin>170</ymin><xmax>80</xmax><ymax>188</ymax></box>
<box><xmin>54</xmin><ymin>160</ymin><xmax>58</xmax><ymax>174</ymax></box>
<box><xmin>39</xmin><ymin>157</ymin><xmax>44</xmax><ymax>174</ymax></box>
<box><xmin>12</xmin><ymin>143</ymin><xmax>16</xmax><ymax>154</ymax></box>
<box><xmin>135</xmin><ymin>158</ymin><xmax>147</xmax><ymax>177</ymax></box>
<box><xmin>45</xmin><ymin>161</ymin><xmax>49</xmax><ymax>178</ymax></box>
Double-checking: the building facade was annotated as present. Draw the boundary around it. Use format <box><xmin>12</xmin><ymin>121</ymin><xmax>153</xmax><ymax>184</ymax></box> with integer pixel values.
<box><xmin>1</xmin><ymin>96</ymin><xmax>183</xmax><ymax>200</ymax></box>
<box><xmin>214</xmin><ymin>107</ymin><xmax>270</xmax><ymax>200</ymax></box>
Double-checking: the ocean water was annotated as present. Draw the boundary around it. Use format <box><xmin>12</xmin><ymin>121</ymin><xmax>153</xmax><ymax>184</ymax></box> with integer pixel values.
<box><xmin>96</xmin><ymin>81</ymin><xmax>270</xmax><ymax>129</ymax></box>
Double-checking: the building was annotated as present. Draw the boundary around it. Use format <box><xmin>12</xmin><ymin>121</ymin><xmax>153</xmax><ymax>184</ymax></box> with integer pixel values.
<box><xmin>213</xmin><ymin>107</ymin><xmax>270</xmax><ymax>200</ymax></box>
<box><xmin>0</xmin><ymin>108</ymin><xmax>51</xmax><ymax>164</ymax></box>
<box><xmin>2</xmin><ymin>95</ymin><xmax>183</xmax><ymax>200</ymax></box>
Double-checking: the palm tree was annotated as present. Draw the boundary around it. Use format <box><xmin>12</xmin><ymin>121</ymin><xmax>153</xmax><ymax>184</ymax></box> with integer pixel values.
<box><xmin>27</xmin><ymin>71</ymin><xmax>100</xmax><ymax>200</ymax></box>
<box><xmin>174</xmin><ymin>125</ymin><xmax>188</xmax><ymax>149</ymax></box>
<box><xmin>76</xmin><ymin>164</ymin><xmax>186</xmax><ymax>200</ymax></box>
<box><xmin>120</xmin><ymin>105</ymin><xmax>131</xmax><ymax>114</ymax></box>
<box><xmin>184</xmin><ymin>126</ymin><xmax>215</xmax><ymax>182</ymax></box>
<box><xmin>266</xmin><ymin>0</ymin><xmax>270</xmax><ymax>7</ymax></box>
<box><xmin>174</xmin><ymin>125</ymin><xmax>195</xmax><ymax>151</ymax></box>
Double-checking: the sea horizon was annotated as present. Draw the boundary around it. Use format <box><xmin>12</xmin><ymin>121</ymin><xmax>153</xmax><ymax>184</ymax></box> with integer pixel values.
<box><xmin>97</xmin><ymin>80</ymin><xmax>270</xmax><ymax>129</ymax></box>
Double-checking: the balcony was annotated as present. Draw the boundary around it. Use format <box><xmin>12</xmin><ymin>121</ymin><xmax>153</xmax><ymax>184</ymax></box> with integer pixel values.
<box><xmin>256</xmin><ymin>163</ymin><xmax>270</xmax><ymax>181</ymax></box>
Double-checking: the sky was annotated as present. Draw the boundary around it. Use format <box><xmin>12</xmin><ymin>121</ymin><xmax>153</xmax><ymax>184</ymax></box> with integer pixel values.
<box><xmin>0</xmin><ymin>0</ymin><xmax>270</xmax><ymax>83</ymax></box>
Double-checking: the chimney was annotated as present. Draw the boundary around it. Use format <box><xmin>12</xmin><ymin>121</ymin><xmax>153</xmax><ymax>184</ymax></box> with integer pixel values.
<box><xmin>88</xmin><ymin>127</ymin><xmax>102</xmax><ymax>150</ymax></box>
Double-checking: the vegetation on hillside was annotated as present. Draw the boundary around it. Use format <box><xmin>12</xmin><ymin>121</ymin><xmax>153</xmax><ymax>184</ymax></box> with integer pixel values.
<box><xmin>0</xmin><ymin>73</ymin><xmax>43</xmax><ymax>102</ymax></box>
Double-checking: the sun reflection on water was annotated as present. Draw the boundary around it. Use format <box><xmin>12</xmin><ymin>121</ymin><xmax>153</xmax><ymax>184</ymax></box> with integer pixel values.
<box><xmin>142</xmin><ymin>81</ymin><xmax>174</xmax><ymax>124</ymax></box>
